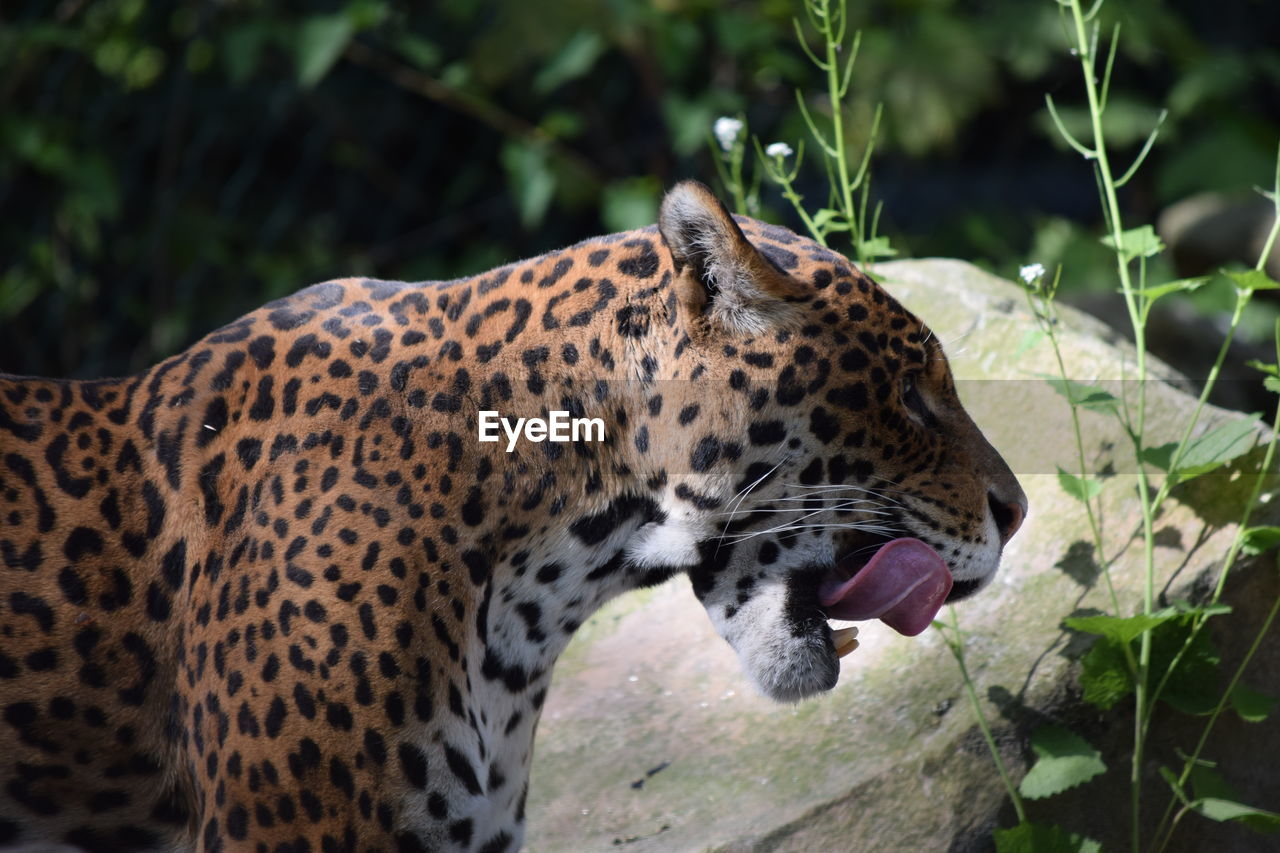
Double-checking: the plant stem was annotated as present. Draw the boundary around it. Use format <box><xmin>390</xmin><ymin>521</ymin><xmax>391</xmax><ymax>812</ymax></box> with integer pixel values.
<box><xmin>939</xmin><ymin>608</ymin><xmax>1028</xmax><ymax>824</ymax></box>
<box><xmin>1062</xmin><ymin>3</ymin><xmax>1157</xmax><ymax>848</ymax></box>
<box><xmin>1147</xmin><ymin>412</ymin><xmax>1279</xmax><ymax>732</ymax></box>
<box><xmin>1151</xmin><ymin>574</ymin><xmax>1280</xmax><ymax>853</ymax></box>
<box><xmin>820</xmin><ymin>0</ymin><xmax>858</xmax><ymax>260</ymax></box>
<box><xmin>729</xmin><ymin>138</ymin><xmax>749</xmax><ymax>215</ymax></box>
<box><xmin>1140</xmin><ymin>293</ymin><xmax>1253</xmax><ymax>735</ymax></box>
<box><xmin>1144</xmin><ymin>153</ymin><xmax>1280</xmax><ymax>793</ymax></box>
<box><xmin>1149</xmin><ymin>330</ymin><xmax>1280</xmax><ymax>851</ymax></box>
<box><xmin>1030</xmin><ymin>287</ymin><xmax>1131</xmax><ymax>627</ymax></box>
<box><xmin>782</xmin><ymin>189</ymin><xmax>826</xmax><ymax>246</ymax></box>
<box><xmin>1152</xmin><ymin>294</ymin><xmax>1250</xmax><ymax>511</ymax></box>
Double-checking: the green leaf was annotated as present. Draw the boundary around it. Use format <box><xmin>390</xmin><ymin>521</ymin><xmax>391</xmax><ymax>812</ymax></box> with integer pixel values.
<box><xmin>858</xmin><ymin>235</ymin><xmax>897</xmax><ymax>259</ymax></box>
<box><xmin>1160</xmin><ymin>765</ymin><xmax>1191</xmax><ymax>806</ymax></box>
<box><xmin>1246</xmin><ymin>359</ymin><xmax>1280</xmax><ymax>377</ymax></box>
<box><xmin>1266</xmin><ymin>376</ymin><xmax>1280</xmax><ymax>395</ymax></box>
<box><xmin>1040</xmin><ymin>376</ymin><xmax>1121</xmax><ymax>414</ymax></box>
<box><xmin>296</xmin><ymin>14</ymin><xmax>354</xmax><ymax>87</ymax></box>
<box><xmin>1194</xmin><ymin>798</ymin><xmax>1280</xmax><ymax>829</ymax></box>
<box><xmin>1171</xmin><ymin>600</ymin><xmax>1232</xmax><ymax>619</ymax></box>
<box><xmin>601</xmin><ymin>177</ymin><xmax>660</xmax><ymax>233</ymax></box>
<box><xmin>1055</xmin><ymin>467</ymin><xmax>1102</xmax><ymax>503</ymax></box>
<box><xmin>500</xmin><ymin>142</ymin><xmax>556</xmax><ymax>229</ymax></box>
<box><xmin>1015</xmin><ymin>328</ymin><xmax>1046</xmax><ymax>357</ymax></box>
<box><xmin>812</xmin><ymin>208</ymin><xmax>846</xmax><ymax>230</ymax></box>
<box><xmin>0</xmin><ymin>268</ymin><xmax>43</xmax><ymax>319</ymax></box>
<box><xmin>1230</xmin><ymin>683</ymin><xmax>1276</xmax><ymax>723</ymax></box>
<box><xmin>1223</xmin><ymin>268</ymin><xmax>1280</xmax><ymax>292</ymax></box>
<box><xmin>1173</xmin><ymin>416</ymin><xmax>1260</xmax><ymax>482</ymax></box>
<box><xmin>222</xmin><ymin>24</ymin><xmax>270</xmax><ymax>84</ymax></box>
<box><xmin>860</xmin><ymin>235</ymin><xmax>901</xmax><ymax>258</ymax></box>
<box><xmin>1140</xmin><ymin>441</ymin><xmax>1177</xmax><ymax>472</ymax></box>
<box><xmin>344</xmin><ymin>0</ymin><xmax>388</xmax><ymax>30</ymax></box>
<box><xmin>1242</xmin><ymin>526</ymin><xmax>1280</xmax><ymax>557</ymax></box>
<box><xmin>662</xmin><ymin>94</ymin><xmax>717</xmax><ymax>156</ymax></box>
<box><xmin>1018</xmin><ymin>725</ymin><xmax>1106</xmax><ymax>800</ymax></box>
<box><xmin>1184</xmin><ymin>764</ymin><xmax>1280</xmax><ymax>832</ymax></box>
<box><xmin>393</xmin><ymin>34</ymin><xmax>441</xmax><ymax>71</ymax></box>
<box><xmin>1145</xmin><ymin>418</ymin><xmax>1260</xmax><ymax>482</ymax></box>
<box><xmin>1133</xmin><ymin>276</ymin><xmax>1209</xmax><ymax>302</ymax></box>
<box><xmin>123</xmin><ymin>46</ymin><xmax>165</xmax><ymax>91</ymax></box>
<box><xmin>533</xmin><ymin>31</ymin><xmax>605</xmax><ymax>94</ymax></box>
<box><xmin>1079</xmin><ymin>636</ymin><xmax>1133</xmax><ymax>710</ymax></box>
<box><xmin>993</xmin><ymin>821</ymin><xmax>1101</xmax><ymax>853</ymax></box>
<box><xmin>1056</xmin><ymin>469</ymin><xmax>1101</xmax><ymax>503</ymax></box>
<box><xmin>1188</xmin><ymin>762</ymin><xmax>1240</xmax><ymax>803</ymax></box>
<box><xmin>1150</xmin><ymin>615</ymin><xmax>1222</xmax><ymax>715</ymax></box>
<box><xmin>540</xmin><ymin>109</ymin><xmax>584</xmax><ymax>140</ymax></box>
<box><xmin>1065</xmin><ymin>608</ymin><xmax>1176</xmax><ymax>644</ymax></box>
<box><xmin>1101</xmin><ymin>225</ymin><xmax>1164</xmax><ymax>261</ymax></box>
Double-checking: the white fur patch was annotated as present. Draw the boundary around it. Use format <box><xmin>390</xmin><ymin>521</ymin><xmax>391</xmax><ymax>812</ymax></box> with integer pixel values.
<box><xmin>625</xmin><ymin>516</ymin><xmax>703</xmax><ymax>569</ymax></box>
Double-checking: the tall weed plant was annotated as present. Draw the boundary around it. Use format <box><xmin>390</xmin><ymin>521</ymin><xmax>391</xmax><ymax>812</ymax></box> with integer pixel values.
<box><xmin>711</xmin><ymin>0</ymin><xmax>895</xmax><ymax>267</ymax></box>
<box><xmin>717</xmin><ymin>0</ymin><xmax>1280</xmax><ymax>849</ymax></box>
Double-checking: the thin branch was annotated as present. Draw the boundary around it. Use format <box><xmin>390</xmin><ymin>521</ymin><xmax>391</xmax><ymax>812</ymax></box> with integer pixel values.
<box><xmin>343</xmin><ymin>41</ymin><xmax>602</xmax><ymax>186</ymax></box>
<box><xmin>794</xmin><ymin>89</ymin><xmax>838</xmax><ymax>156</ymax></box>
<box><xmin>848</xmin><ymin>101</ymin><xmax>883</xmax><ymax>192</ymax></box>
<box><xmin>838</xmin><ymin>28</ymin><xmax>862</xmax><ymax>98</ymax></box>
<box><xmin>1115</xmin><ymin>109</ymin><xmax>1168</xmax><ymax>188</ymax></box>
<box><xmin>1045</xmin><ymin>93</ymin><xmax>1096</xmax><ymax>159</ymax></box>
<box><xmin>793</xmin><ymin>18</ymin><xmax>829</xmax><ymax>70</ymax></box>
<box><xmin>1100</xmin><ymin>22</ymin><xmax>1121</xmax><ymax>111</ymax></box>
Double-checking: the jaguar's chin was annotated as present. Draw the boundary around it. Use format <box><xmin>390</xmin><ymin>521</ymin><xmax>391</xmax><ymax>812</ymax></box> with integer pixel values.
<box><xmin>714</xmin><ymin>567</ymin><xmax>842</xmax><ymax>703</ymax></box>
<box><xmin>742</xmin><ymin>627</ymin><xmax>841</xmax><ymax>703</ymax></box>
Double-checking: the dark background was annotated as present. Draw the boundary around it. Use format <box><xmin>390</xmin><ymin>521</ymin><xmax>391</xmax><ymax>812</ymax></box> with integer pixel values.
<box><xmin>3</xmin><ymin>0</ymin><xmax>1278</xmax><ymax>388</ymax></box>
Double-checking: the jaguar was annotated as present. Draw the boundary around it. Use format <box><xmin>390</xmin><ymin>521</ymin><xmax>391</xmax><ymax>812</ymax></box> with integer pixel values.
<box><xmin>0</xmin><ymin>181</ymin><xmax>1025</xmax><ymax>851</ymax></box>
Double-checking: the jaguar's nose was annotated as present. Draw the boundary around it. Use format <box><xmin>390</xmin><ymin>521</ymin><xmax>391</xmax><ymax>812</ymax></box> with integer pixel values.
<box><xmin>988</xmin><ymin>486</ymin><xmax>1027</xmax><ymax>546</ymax></box>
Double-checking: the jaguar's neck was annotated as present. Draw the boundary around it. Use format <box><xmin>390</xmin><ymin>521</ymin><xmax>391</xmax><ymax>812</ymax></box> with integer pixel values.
<box><xmin>431</xmin><ymin>231</ymin><xmax>725</xmax><ymax>839</ymax></box>
<box><xmin>99</xmin><ymin>227</ymin><xmax>704</xmax><ymax>846</ymax></box>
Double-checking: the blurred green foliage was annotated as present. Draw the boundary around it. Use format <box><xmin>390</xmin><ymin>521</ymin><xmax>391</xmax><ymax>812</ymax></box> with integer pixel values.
<box><xmin>2</xmin><ymin>0</ymin><xmax>1277</xmax><ymax>378</ymax></box>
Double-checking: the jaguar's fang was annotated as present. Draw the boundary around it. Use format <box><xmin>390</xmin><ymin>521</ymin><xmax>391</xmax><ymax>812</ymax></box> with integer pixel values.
<box><xmin>832</xmin><ymin>625</ymin><xmax>860</xmax><ymax>658</ymax></box>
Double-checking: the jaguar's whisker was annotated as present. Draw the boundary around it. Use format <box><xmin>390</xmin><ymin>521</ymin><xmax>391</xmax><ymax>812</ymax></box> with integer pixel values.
<box><xmin>711</xmin><ymin>505</ymin><xmax>894</xmax><ymax>517</ymax></box>
<box><xmin>714</xmin><ymin>452</ymin><xmax>795</xmax><ymax>556</ymax></box>
<box><xmin>719</xmin><ymin>520</ymin><xmax>900</xmax><ymax>545</ymax></box>
<box><xmin>775</xmin><ymin>483</ymin><xmax>907</xmax><ymax>505</ymax></box>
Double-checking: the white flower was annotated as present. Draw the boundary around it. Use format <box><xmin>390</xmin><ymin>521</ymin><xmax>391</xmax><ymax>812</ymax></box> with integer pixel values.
<box><xmin>765</xmin><ymin>142</ymin><xmax>794</xmax><ymax>159</ymax></box>
<box><xmin>714</xmin><ymin>116</ymin><xmax>744</xmax><ymax>152</ymax></box>
<box><xmin>1019</xmin><ymin>263</ymin><xmax>1046</xmax><ymax>285</ymax></box>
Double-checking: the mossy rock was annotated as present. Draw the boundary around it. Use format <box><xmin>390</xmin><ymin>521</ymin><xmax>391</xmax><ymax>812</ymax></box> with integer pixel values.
<box><xmin>525</xmin><ymin>259</ymin><xmax>1279</xmax><ymax>852</ymax></box>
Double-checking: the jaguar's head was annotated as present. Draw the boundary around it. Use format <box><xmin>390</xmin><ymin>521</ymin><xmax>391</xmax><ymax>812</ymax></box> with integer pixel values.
<box><xmin>640</xmin><ymin>181</ymin><xmax>1026</xmax><ymax>701</ymax></box>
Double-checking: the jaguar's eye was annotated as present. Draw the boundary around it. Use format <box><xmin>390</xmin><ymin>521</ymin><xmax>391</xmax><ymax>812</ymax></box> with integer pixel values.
<box><xmin>901</xmin><ymin>373</ymin><xmax>933</xmax><ymax>423</ymax></box>
<box><xmin>900</xmin><ymin>373</ymin><xmax>917</xmax><ymax>404</ymax></box>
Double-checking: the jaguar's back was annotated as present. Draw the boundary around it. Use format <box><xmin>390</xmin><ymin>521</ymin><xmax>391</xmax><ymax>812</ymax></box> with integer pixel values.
<box><xmin>1</xmin><ymin>374</ymin><xmax>191</xmax><ymax>849</ymax></box>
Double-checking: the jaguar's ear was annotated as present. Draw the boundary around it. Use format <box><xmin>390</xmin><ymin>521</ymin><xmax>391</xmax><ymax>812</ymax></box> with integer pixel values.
<box><xmin>658</xmin><ymin>181</ymin><xmax>806</xmax><ymax>335</ymax></box>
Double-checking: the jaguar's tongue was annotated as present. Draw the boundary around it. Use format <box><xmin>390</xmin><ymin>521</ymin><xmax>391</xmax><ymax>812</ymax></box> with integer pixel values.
<box><xmin>818</xmin><ymin>538</ymin><xmax>953</xmax><ymax>637</ymax></box>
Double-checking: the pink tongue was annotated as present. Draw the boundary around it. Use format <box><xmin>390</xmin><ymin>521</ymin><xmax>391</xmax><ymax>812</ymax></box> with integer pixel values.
<box><xmin>818</xmin><ymin>538</ymin><xmax>953</xmax><ymax>636</ymax></box>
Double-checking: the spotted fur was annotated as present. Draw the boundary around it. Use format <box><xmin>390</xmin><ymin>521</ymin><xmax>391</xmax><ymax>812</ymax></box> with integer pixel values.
<box><xmin>0</xmin><ymin>182</ymin><xmax>1024</xmax><ymax>851</ymax></box>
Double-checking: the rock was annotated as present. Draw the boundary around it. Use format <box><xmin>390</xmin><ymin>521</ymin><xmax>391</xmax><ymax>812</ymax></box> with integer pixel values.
<box><xmin>1143</xmin><ymin>191</ymin><xmax>1280</xmax><ymax>413</ymax></box>
<box><xmin>1157</xmin><ymin>193</ymin><xmax>1280</xmax><ymax>281</ymax></box>
<box><xmin>524</xmin><ymin>259</ymin><xmax>1279</xmax><ymax>852</ymax></box>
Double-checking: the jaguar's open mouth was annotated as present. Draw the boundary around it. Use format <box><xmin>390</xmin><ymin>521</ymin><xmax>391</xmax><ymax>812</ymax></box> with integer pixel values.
<box><xmin>947</xmin><ymin>576</ymin><xmax>984</xmax><ymax>602</ymax></box>
<box><xmin>818</xmin><ymin>536</ymin><xmax>955</xmax><ymax>657</ymax></box>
